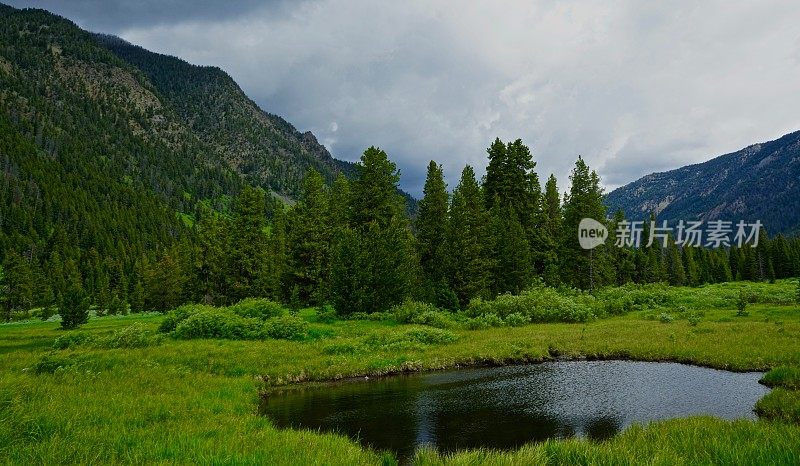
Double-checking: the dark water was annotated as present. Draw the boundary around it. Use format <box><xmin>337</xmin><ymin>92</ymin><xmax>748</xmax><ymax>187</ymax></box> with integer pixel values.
<box><xmin>260</xmin><ymin>361</ymin><xmax>768</xmax><ymax>460</ymax></box>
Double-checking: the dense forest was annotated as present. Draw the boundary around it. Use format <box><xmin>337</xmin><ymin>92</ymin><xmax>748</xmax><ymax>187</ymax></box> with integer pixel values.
<box><xmin>3</xmin><ymin>135</ymin><xmax>800</xmax><ymax>326</ymax></box>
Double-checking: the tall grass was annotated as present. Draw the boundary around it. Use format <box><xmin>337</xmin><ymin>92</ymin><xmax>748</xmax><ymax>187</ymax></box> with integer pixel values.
<box><xmin>1</xmin><ymin>280</ymin><xmax>799</xmax><ymax>464</ymax></box>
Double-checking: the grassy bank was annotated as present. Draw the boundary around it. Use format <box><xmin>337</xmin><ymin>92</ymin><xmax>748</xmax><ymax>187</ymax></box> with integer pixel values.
<box><xmin>2</xmin><ymin>280</ymin><xmax>800</xmax><ymax>464</ymax></box>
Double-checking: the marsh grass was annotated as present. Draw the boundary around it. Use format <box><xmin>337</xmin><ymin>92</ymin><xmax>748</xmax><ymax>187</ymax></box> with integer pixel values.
<box><xmin>1</xmin><ymin>280</ymin><xmax>800</xmax><ymax>464</ymax></box>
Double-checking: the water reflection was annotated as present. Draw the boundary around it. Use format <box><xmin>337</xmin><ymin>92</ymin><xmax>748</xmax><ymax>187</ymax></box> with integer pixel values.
<box><xmin>260</xmin><ymin>361</ymin><xmax>767</xmax><ymax>461</ymax></box>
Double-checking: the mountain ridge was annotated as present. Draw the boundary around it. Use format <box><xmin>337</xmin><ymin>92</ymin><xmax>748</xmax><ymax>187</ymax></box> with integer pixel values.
<box><xmin>605</xmin><ymin>130</ymin><xmax>800</xmax><ymax>235</ymax></box>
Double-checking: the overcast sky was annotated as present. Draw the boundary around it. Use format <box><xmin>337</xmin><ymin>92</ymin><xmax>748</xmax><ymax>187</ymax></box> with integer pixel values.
<box><xmin>8</xmin><ymin>1</ymin><xmax>800</xmax><ymax>196</ymax></box>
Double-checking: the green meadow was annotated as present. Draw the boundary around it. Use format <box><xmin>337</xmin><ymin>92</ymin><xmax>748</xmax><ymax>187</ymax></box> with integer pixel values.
<box><xmin>2</xmin><ymin>280</ymin><xmax>800</xmax><ymax>465</ymax></box>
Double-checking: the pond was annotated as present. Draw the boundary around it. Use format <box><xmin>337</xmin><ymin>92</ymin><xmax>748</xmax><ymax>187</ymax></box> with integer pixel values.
<box><xmin>260</xmin><ymin>360</ymin><xmax>768</xmax><ymax>461</ymax></box>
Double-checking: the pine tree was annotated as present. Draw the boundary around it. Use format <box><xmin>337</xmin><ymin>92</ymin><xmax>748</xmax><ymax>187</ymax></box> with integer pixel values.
<box><xmin>561</xmin><ymin>157</ymin><xmax>611</xmax><ymax>290</ymax></box>
<box><xmin>60</xmin><ymin>258</ymin><xmax>89</xmax><ymax>330</ymax></box>
<box><xmin>192</xmin><ymin>206</ymin><xmax>228</xmax><ymax>304</ymax></box>
<box><xmin>328</xmin><ymin>174</ymin><xmax>351</xmax><ymax>241</ymax></box>
<box><xmin>444</xmin><ymin>166</ymin><xmax>493</xmax><ymax>307</ymax></box>
<box><xmin>491</xmin><ymin>204</ymin><xmax>532</xmax><ymax>294</ymax></box>
<box><xmin>285</xmin><ymin>169</ymin><xmax>331</xmax><ymax>306</ymax></box>
<box><xmin>0</xmin><ymin>250</ymin><xmax>34</xmax><ymax>321</ymax></box>
<box><xmin>682</xmin><ymin>247</ymin><xmax>701</xmax><ymax>286</ymax></box>
<box><xmin>666</xmin><ymin>239</ymin><xmax>686</xmax><ymax>286</ymax></box>
<box><xmin>144</xmin><ymin>251</ymin><xmax>185</xmax><ymax>312</ymax></box>
<box><xmin>609</xmin><ymin>210</ymin><xmax>635</xmax><ymax>285</ymax></box>
<box><xmin>770</xmin><ymin>234</ymin><xmax>792</xmax><ymax>279</ymax></box>
<box><xmin>267</xmin><ymin>205</ymin><xmax>287</xmax><ymax>301</ymax></box>
<box><xmin>541</xmin><ymin>175</ymin><xmax>563</xmax><ymax>286</ymax></box>
<box><xmin>330</xmin><ymin>147</ymin><xmax>415</xmax><ymax>314</ymax></box>
<box><xmin>415</xmin><ymin>161</ymin><xmax>449</xmax><ymax>284</ymax></box>
<box><xmin>229</xmin><ymin>185</ymin><xmax>270</xmax><ymax>300</ymax></box>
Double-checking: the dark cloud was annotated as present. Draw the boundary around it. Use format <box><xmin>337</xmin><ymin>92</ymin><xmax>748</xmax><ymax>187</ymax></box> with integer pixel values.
<box><xmin>3</xmin><ymin>0</ymin><xmax>298</xmax><ymax>32</ymax></box>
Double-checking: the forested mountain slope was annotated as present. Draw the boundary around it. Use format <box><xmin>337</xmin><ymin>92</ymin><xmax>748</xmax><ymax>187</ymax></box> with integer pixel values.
<box><xmin>96</xmin><ymin>34</ymin><xmax>354</xmax><ymax>198</ymax></box>
<box><xmin>606</xmin><ymin>131</ymin><xmax>800</xmax><ymax>235</ymax></box>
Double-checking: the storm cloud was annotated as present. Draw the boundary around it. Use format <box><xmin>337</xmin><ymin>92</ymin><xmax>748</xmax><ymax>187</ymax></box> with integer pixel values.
<box><xmin>7</xmin><ymin>0</ymin><xmax>800</xmax><ymax>196</ymax></box>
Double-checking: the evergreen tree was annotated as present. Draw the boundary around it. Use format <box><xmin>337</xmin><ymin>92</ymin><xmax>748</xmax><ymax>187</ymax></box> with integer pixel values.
<box><xmin>444</xmin><ymin>166</ymin><xmax>493</xmax><ymax>307</ymax></box>
<box><xmin>192</xmin><ymin>206</ymin><xmax>229</xmax><ymax>305</ymax></box>
<box><xmin>60</xmin><ymin>259</ymin><xmax>89</xmax><ymax>330</ymax></box>
<box><xmin>541</xmin><ymin>174</ymin><xmax>563</xmax><ymax>286</ymax></box>
<box><xmin>415</xmin><ymin>161</ymin><xmax>449</xmax><ymax>284</ymax></box>
<box><xmin>1</xmin><ymin>251</ymin><xmax>34</xmax><ymax>321</ymax></box>
<box><xmin>490</xmin><ymin>204</ymin><xmax>532</xmax><ymax>294</ymax></box>
<box><xmin>682</xmin><ymin>247</ymin><xmax>701</xmax><ymax>286</ymax></box>
<box><xmin>609</xmin><ymin>210</ymin><xmax>635</xmax><ymax>285</ymax></box>
<box><xmin>285</xmin><ymin>169</ymin><xmax>331</xmax><ymax>306</ymax></box>
<box><xmin>267</xmin><ymin>205</ymin><xmax>287</xmax><ymax>301</ymax></box>
<box><xmin>144</xmin><ymin>251</ymin><xmax>186</xmax><ymax>312</ymax></box>
<box><xmin>561</xmin><ymin>157</ymin><xmax>611</xmax><ymax>290</ymax></box>
<box><xmin>770</xmin><ymin>234</ymin><xmax>792</xmax><ymax>279</ymax></box>
<box><xmin>229</xmin><ymin>186</ymin><xmax>270</xmax><ymax>300</ymax></box>
<box><xmin>666</xmin><ymin>239</ymin><xmax>686</xmax><ymax>286</ymax></box>
<box><xmin>330</xmin><ymin>147</ymin><xmax>415</xmax><ymax>314</ymax></box>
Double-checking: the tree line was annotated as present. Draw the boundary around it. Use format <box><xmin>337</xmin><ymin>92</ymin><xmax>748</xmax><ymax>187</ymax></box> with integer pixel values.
<box><xmin>2</xmin><ymin>138</ymin><xmax>800</xmax><ymax>324</ymax></box>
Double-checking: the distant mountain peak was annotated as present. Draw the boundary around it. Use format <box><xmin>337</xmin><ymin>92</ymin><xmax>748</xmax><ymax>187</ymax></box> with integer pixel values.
<box><xmin>606</xmin><ymin>130</ymin><xmax>800</xmax><ymax>235</ymax></box>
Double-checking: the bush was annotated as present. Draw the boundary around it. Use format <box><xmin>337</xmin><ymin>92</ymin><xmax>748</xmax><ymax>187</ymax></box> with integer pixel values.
<box><xmin>409</xmin><ymin>310</ymin><xmax>454</xmax><ymax>329</ymax></box>
<box><xmin>466</xmin><ymin>287</ymin><xmax>598</xmax><ymax>323</ymax></box>
<box><xmin>737</xmin><ymin>290</ymin><xmax>749</xmax><ymax>317</ymax></box>
<box><xmin>158</xmin><ymin>304</ymin><xmax>215</xmax><ymax>333</ymax></box>
<box><xmin>228</xmin><ymin>298</ymin><xmax>285</xmax><ymax>320</ymax></box>
<box><xmin>504</xmin><ymin>312</ymin><xmax>528</xmax><ymax>327</ymax></box>
<box><xmin>687</xmin><ymin>313</ymin><xmax>701</xmax><ymax>326</ymax></box>
<box><xmin>263</xmin><ymin>315</ymin><xmax>308</xmax><ymax>340</ymax></box>
<box><xmin>316</xmin><ymin>304</ymin><xmax>337</xmax><ymax>324</ymax></box>
<box><xmin>659</xmin><ymin>313</ymin><xmax>674</xmax><ymax>323</ymax></box>
<box><xmin>100</xmin><ymin>323</ymin><xmax>155</xmax><ymax>348</ymax></box>
<box><xmin>173</xmin><ymin>311</ymin><xmax>262</xmax><ymax>340</ymax></box>
<box><xmin>391</xmin><ymin>300</ymin><xmax>440</xmax><ymax>324</ymax></box>
<box><xmin>465</xmin><ymin>313</ymin><xmax>504</xmax><ymax>330</ymax></box>
<box><xmin>60</xmin><ymin>285</ymin><xmax>90</xmax><ymax>330</ymax></box>
<box><xmin>796</xmin><ymin>278</ymin><xmax>800</xmax><ymax>304</ymax></box>
<box><xmin>53</xmin><ymin>332</ymin><xmax>94</xmax><ymax>350</ymax></box>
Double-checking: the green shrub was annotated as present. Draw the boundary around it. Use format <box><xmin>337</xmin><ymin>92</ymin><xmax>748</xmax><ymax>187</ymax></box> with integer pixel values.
<box><xmin>737</xmin><ymin>290</ymin><xmax>749</xmax><ymax>317</ymax></box>
<box><xmin>409</xmin><ymin>310</ymin><xmax>454</xmax><ymax>329</ymax></box>
<box><xmin>100</xmin><ymin>323</ymin><xmax>155</xmax><ymax>348</ymax></box>
<box><xmin>173</xmin><ymin>311</ymin><xmax>261</xmax><ymax>340</ymax></box>
<box><xmin>391</xmin><ymin>300</ymin><xmax>441</xmax><ymax>324</ymax></box>
<box><xmin>465</xmin><ymin>313</ymin><xmax>505</xmax><ymax>330</ymax></box>
<box><xmin>504</xmin><ymin>312</ymin><xmax>528</xmax><ymax>327</ymax></box>
<box><xmin>466</xmin><ymin>288</ymin><xmax>597</xmax><ymax>323</ymax></box>
<box><xmin>227</xmin><ymin>298</ymin><xmax>285</xmax><ymax>320</ymax></box>
<box><xmin>158</xmin><ymin>304</ymin><xmax>215</xmax><ymax>333</ymax></box>
<box><xmin>53</xmin><ymin>332</ymin><xmax>94</xmax><ymax>350</ymax></box>
<box><xmin>687</xmin><ymin>313</ymin><xmax>701</xmax><ymax>326</ymax></box>
<box><xmin>264</xmin><ymin>315</ymin><xmax>308</xmax><ymax>340</ymax></box>
<box><xmin>316</xmin><ymin>304</ymin><xmax>337</xmax><ymax>323</ymax></box>
<box><xmin>796</xmin><ymin>278</ymin><xmax>800</xmax><ymax>304</ymax></box>
<box><xmin>659</xmin><ymin>313</ymin><xmax>674</xmax><ymax>323</ymax></box>
<box><xmin>604</xmin><ymin>298</ymin><xmax>633</xmax><ymax>315</ymax></box>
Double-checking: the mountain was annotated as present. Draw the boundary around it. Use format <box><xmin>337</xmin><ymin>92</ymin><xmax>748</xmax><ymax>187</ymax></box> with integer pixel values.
<box><xmin>605</xmin><ymin>130</ymin><xmax>800</xmax><ymax>235</ymax></box>
<box><xmin>0</xmin><ymin>4</ymin><xmax>415</xmax><ymax>268</ymax></box>
<box><xmin>94</xmin><ymin>33</ymin><xmax>354</xmax><ymax>199</ymax></box>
